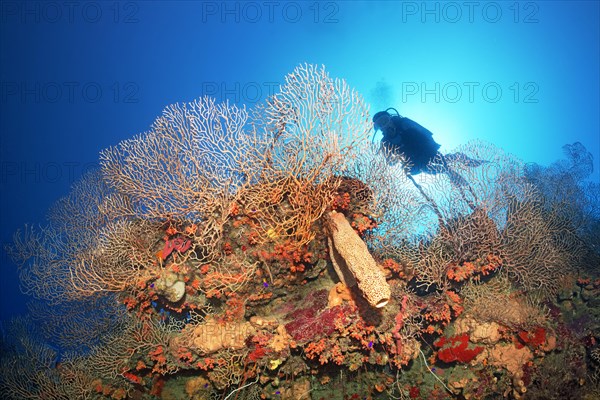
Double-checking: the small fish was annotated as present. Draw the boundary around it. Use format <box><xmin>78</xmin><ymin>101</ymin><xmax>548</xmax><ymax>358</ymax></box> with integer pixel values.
<box><xmin>151</xmin><ymin>301</ymin><xmax>157</xmax><ymax>308</ymax></box>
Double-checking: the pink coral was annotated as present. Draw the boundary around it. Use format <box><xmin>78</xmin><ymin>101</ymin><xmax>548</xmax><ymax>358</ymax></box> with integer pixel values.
<box><xmin>392</xmin><ymin>295</ymin><xmax>408</xmax><ymax>354</ymax></box>
<box><xmin>283</xmin><ymin>289</ymin><xmax>352</xmax><ymax>343</ymax></box>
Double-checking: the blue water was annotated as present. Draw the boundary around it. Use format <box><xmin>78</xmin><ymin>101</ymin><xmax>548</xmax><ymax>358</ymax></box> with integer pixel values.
<box><xmin>0</xmin><ymin>0</ymin><xmax>598</xmax><ymax>321</ymax></box>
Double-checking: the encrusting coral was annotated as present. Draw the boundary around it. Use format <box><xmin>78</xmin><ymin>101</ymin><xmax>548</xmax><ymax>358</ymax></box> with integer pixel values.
<box><xmin>328</xmin><ymin>282</ymin><xmax>353</xmax><ymax>308</ymax></box>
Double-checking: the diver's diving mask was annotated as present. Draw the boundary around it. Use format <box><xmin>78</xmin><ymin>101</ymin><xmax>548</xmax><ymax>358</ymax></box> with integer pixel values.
<box><xmin>371</xmin><ymin>108</ymin><xmax>399</xmax><ymax>143</ymax></box>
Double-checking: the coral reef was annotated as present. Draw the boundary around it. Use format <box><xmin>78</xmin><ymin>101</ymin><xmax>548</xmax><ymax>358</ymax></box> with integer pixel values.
<box><xmin>2</xmin><ymin>64</ymin><xmax>600</xmax><ymax>400</ymax></box>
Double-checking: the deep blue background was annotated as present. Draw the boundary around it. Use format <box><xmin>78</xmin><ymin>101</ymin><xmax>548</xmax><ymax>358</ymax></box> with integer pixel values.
<box><xmin>1</xmin><ymin>1</ymin><xmax>599</xmax><ymax>320</ymax></box>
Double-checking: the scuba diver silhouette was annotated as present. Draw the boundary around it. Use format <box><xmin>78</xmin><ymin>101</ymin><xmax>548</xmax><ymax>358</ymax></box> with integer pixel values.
<box><xmin>372</xmin><ymin>108</ymin><xmax>441</xmax><ymax>175</ymax></box>
<box><xmin>372</xmin><ymin>108</ymin><xmax>484</xmax><ymax>220</ymax></box>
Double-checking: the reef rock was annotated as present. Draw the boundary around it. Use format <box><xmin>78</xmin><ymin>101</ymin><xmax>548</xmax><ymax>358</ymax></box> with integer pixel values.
<box><xmin>454</xmin><ymin>315</ymin><xmax>503</xmax><ymax>345</ymax></box>
<box><xmin>155</xmin><ymin>272</ymin><xmax>186</xmax><ymax>303</ymax></box>
<box><xmin>178</xmin><ymin>317</ymin><xmax>256</xmax><ymax>355</ymax></box>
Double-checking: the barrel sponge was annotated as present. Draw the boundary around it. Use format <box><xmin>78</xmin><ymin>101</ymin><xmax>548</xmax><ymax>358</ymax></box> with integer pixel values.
<box><xmin>327</xmin><ymin>211</ymin><xmax>391</xmax><ymax>308</ymax></box>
